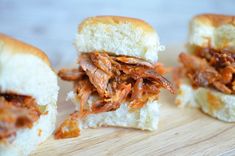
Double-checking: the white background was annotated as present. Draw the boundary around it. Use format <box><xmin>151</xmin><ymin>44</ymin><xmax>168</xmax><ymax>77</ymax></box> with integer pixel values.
<box><xmin>0</xmin><ymin>0</ymin><xmax>234</xmax><ymax>66</ymax></box>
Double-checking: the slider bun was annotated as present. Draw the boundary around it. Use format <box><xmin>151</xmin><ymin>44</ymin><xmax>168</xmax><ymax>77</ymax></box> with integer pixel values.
<box><xmin>67</xmin><ymin>91</ymin><xmax>160</xmax><ymax>131</ymax></box>
<box><xmin>75</xmin><ymin>16</ymin><xmax>161</xmax><ymax>63</ymax></box>
<box><xmin>0</xmin><ymin>34</ymin><xmax>59</xmax><ymax>156</ymax></box>
<box><xmin>175</xmin><ymin>79</ymin><xmax>235</xmax><ymax>122</ymax></box>
<box><xmin>188</xmin><ymin>14</ymin><xmax>235</xmax><ymax>52</ymax></box>
<box><xmin>0</xmin><ymin>33</ymin><xmax>59</xmax><ymax>106</ymax></box>
<box><xmin>177</xmin><ymin>14</ymin><xmax>235</xmax><ymax>122</ymax></box>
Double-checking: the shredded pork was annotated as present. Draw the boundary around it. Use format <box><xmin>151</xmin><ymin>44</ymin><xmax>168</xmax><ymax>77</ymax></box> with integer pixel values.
<box><xmin>55</xmin><ymin>52</ymin><xmax>175</xmax><ymax>139</ymax></box>
<box><xmin>177</xmin><ymin>47</ymin><xmax>235</xmax><ymax>94</ymax></box>
<box><xmin>0</xmin><ymin>94</ymin><xmax>41</xmax><ymax>140</ymax></box>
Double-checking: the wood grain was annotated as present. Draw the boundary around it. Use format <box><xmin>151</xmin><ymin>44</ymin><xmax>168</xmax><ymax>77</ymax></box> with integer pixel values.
<box><xmin>31</xmin><ymin>45</ymin><xmax>235</xmax><ymax>156</ymax></box>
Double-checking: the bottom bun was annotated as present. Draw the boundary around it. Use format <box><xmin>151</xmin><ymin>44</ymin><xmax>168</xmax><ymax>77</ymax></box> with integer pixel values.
<box><xmin>176</xmin><ymin>79</ymin><xmax>235</xmax><ymax>122</ymax></box>
<box><xmin>0</xmin><ymin>103</ymin><xmax>57</xmax><ymax>156</ymax></box>
<box><xmin>68</xmin><ymin>92</ymin><xmax>160</xmax><ymax>131</ymax></box>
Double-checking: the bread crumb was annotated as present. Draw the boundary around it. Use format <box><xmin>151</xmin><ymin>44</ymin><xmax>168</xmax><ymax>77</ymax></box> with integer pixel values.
<box><xmin>38</xmin><ymin>129</ymin><xmax>42</xmax><ymax>136</ymax></box>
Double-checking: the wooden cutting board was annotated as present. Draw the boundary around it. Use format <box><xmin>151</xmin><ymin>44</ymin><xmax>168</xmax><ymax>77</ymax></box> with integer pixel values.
<box><xmin>31</xmin><ymin>45</ymin><xmax>235</xmax><ymax>156</ymax></box>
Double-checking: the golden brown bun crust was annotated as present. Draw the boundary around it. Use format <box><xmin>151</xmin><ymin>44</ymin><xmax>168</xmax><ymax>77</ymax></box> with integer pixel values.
<box><xmin>193</xmin><ymin>14</ymin><xmax>235</xmax><ymax>27</ymax></box>
<box><xmin>79</xmin><ymin>16</ymin><xmax>155</xmax><ymax>33</ymax></box>
<box><xmin>0</xmin><ymin>33</ymin><xmax>50</xmax><ymax>65</ymax></box>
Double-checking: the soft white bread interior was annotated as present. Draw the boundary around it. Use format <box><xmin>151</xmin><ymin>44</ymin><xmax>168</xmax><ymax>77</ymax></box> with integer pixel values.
<box><xmin>175</xmin><ymin>79</ymin><xmax>199</xmax><ymax>108</ymax></box>
<box><xmin>176</xmin><ymin>79</ymin><xmax>235</xmax><ymax>122</ymax></box>
<box><xmin>0</xmin><ymin>104</ymin><xmax>57</xmax><ymax>156</ymax></box>
<box><xmin>188</xmin><ymin>14</ymin><xmax>235</xmax><ymax>52</ymax></box>
<box><xmin>0</xmin><ymin>33</ymin><xmax>59</xmax><ymax>106</ymax></box>
<box><xmin>0</xmin><ymin>34</ymin><xmax>59</xmax><ymax>156</ymax></box>
<box><xmin>75</xmin><ymin>16</ymin><xmax>161</xmax><ymax>63</ymax></box>
<box><xmin>67</xmin><ymin>91</ymin><xmax>160</xmax><ymax>131</ymax></box>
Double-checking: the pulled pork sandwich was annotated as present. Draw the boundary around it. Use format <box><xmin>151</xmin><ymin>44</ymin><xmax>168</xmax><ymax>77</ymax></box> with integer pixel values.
<box><xmin>174</xmin><ymin>14</ymin><xmax>235</xmax><ymax>122</ymax></box>
<box><xmin>0</xmin><ymin>34</ymin><xmax>59</xmax><ymax>156</ymax></box>
<box><xmin>56</xmin><ymin>16</ymin><xmax>175</xmax><ymax>139</ymax></box>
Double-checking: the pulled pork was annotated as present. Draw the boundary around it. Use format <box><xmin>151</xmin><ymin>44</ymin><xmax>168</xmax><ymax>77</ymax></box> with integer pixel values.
<box><xmin>55</xmin><ymin>52</ymin><xmax>175</xmax><ymax>139</ymax></box>
<box><xmin>177</xmin><ymin>47</ymin><xmax>235</xmax><ymax>94</ymax></box>
<box><xmin>0</xmin><ymin>94</ymin><xmax>41</xmax><ymax>140</ymax></box>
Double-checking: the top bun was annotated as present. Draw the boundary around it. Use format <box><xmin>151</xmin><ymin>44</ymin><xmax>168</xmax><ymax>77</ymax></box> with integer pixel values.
<box><xmin>0</xmin><ymin>33</ymin><xmax>58</xmax><ymax>105</ymax></box>
<box><xmin>188</xmin><ymin>14</ymin><xmax>235</xmax><ymax>51</ymax></box>
<box><xmin>75</xmin><ymin>16</ymin><xmax>161</xmax><ymax>63</ymax></box>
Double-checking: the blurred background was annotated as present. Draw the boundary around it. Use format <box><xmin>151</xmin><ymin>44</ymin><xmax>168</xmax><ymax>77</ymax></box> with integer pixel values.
<box><xmin>0</xmin><ymin>0</ymin><xmax>235</xmax><ymax>67</ymax></box>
